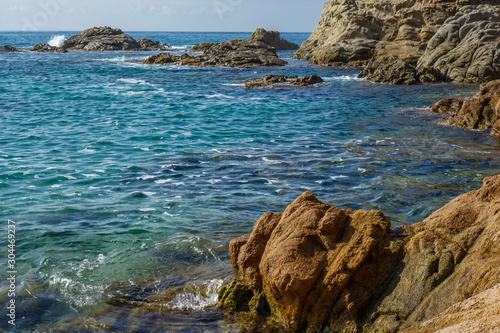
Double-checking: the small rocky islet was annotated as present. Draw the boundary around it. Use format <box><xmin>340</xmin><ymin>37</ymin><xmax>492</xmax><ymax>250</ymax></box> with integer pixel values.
<box><xmin>29</xmin><ymin>26</ymin><xmax>169</xmax><ymax>52</ymax></box>
<box><xmin>142</xmin><ymin>29</ymin><xmax>296</xmax><ymax>68</ymax></box>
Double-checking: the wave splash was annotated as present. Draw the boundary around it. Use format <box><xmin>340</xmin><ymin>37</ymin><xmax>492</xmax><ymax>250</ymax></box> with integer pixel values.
<box><xmin>48</xmin><ymin>35</ymin><xmax>66</xmax><ymax>47</ymax></box>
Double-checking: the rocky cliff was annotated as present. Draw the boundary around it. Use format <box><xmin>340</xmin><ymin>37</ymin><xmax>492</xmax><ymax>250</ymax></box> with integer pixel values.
<box><xmin>295</xmin><ymin>0</ymin><xmax>500</xmax><ymax>84</ymax></box>
<box><xmin>221</xmin><ymin>174</ymin><xmax>500</xmax><ymax>332</ymax></box>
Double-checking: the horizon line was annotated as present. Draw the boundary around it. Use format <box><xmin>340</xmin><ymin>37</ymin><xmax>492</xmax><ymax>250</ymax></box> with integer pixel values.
<box><xmin>0</xmin><ymin>29</ymin><xmax>312</xmax><ymax>34</ymax></box>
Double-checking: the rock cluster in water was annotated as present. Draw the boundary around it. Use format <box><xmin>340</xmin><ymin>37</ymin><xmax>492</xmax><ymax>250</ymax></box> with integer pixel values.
<box><xmin>244</xmin><ymin>74</ymin><xmax>323</xmax><ymax>88</ymax></box>
<box><xmin>144</xmin><ymin>28</ymin><xmax>295</xmax><ymax>68</ymax></box>
<box><xmin>221</xmin><ymin>175</ymin><xmax>500</xmax><ymax>332</ymax></box>
<box><xmin>430</xmin><ymin>79</ymin><xmax>500</xmax><ymax>138</ymax></box>
<box><xmin>295</xmin><ymin>1</ymin><xmax>500</xmax><ymax>84</ymax></box>
<box><xmin>29</xmin><ymin>27</ymin><xmax>169</xmax><ymax>52</ymax></box>
<box><xmin>144</xmin><ymin>40</ymin><xmax>287</xmax><ymax>68</ymax></box>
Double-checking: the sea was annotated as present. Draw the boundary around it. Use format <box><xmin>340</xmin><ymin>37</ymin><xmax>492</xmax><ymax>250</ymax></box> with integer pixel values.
<box><xmin>1</xmin><ymin>31</ymin><xmax>500</xmax><ymax>332</ymax></box>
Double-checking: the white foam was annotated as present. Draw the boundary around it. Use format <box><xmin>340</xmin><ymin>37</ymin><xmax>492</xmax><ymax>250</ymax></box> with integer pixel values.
<box><xmin>137</xmin><ymin>175</ymin><xmax>157</xmax><ymax>180</ymax></box>
<box><xmin>205</xmin><ymin>93</ymin><xmax>235</xmax><ymax>99</ymax></box>
<box><xmin>166</xmin><ymin>279</ymin><xmax>223</xmax><ymax>311</ymax></box>
<box><xmin>331</xmin><ymin>175</ymin><xmax>348</xmax><ymax>180</ymax></box>
<box><xmin>123</xmin><ymin>91</ymin><xmax>145</xmax><ymax>96</ymax></box>
<box><xmin>155</xmin><ymin>179</ymin><xmax>172</xmax><ymax>184</ymax></box>
<box><xmin>139</xmin><ymin>208</ymin><xmax>156</xmax><ymax>212</ymax></box>
<box><xmin>168</xmin><ymin>45</ymin><xmax>191</xmax><ymax>50</ymax></box>
<box><xmin>48</xmin><ymin>35</ymin><xmax>65</xmax><ymax>47</ymax></box>
<box><xmin>118</xmin><ymin>78</ymin><xmax>151</xmax><ymax>86</ymax></box>
<box><xmin>323</xmin><ymin>75</ymin><xmax>364</xmax><ymax>82</ymax></box>
<box><xmin>222</xmin><ymin>83</ymin><xmax>245</xmax><ymax>87</ymax></box>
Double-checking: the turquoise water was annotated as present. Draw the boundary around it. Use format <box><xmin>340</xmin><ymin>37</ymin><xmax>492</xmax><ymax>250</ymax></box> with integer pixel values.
<box><xmin>1</xmin><ymin>31</ymin><xmax>500</xmax><ymax>331</ymax></box>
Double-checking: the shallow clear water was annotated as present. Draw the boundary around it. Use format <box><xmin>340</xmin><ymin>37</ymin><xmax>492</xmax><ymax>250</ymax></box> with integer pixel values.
<box><xmin>1</xmin><ymin>31</ymin><xmax>500</xmax><ymax>331</ymax></box>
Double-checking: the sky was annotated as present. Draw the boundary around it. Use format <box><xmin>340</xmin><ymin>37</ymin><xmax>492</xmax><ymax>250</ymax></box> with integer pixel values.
<box><xmin>0</xmin><ymin>0</ymin><xmax>327</xmax><ymax>32</ymax></box>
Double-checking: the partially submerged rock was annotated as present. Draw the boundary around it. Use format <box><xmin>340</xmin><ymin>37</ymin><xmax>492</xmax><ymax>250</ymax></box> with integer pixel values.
<box><xmin>146</xmin><ymin>40</ymin><xmax>287</xmax><ymax>68</ymax></box>
<box><xmin>31</xmin><ymin>43</ymin><xmax>66</xmax><ymax>53</ymax></box>
<box><xmin>223</xmin><ymin>174</ymin><xmax>500</xmax><ymax>332</ymax></box>
<box><xmin>429</xmin><ymin>79</ymin><xmax>500</xmax><ymax>137</ymax></box>
<box><xmin>244</xmin><ymin>74</ymin><xmax>323</xmax><ymax>88</ymax></box>
<box><xmin>0</xmin><ymin>45</ymin><xmax>17</xmax><ymax>52</ymax></box>
<box><xmin>63</xmin><ymin>26</ymin><xmax>141</xmax><ymax>51</ymax></box>
<box><xmin>136</xmin><ymin>38</ymin><xmax>169</xmax><ymax>50</ymax></box>
<box><xmin>249</xmin><ymin>28</ymin><xmax>299</xmax><ymax>51</ymax></box>
<box><xmin>143</xmin><ymin>52</ymin><xmax>181</xmax><ymax>65</ymax></box>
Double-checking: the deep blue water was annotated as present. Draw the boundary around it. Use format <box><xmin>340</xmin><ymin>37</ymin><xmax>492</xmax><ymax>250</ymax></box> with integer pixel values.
<box><xmin>1</xmin><ymin>31</ymin><xmax>500</xmax><ymax>332</ymax></box>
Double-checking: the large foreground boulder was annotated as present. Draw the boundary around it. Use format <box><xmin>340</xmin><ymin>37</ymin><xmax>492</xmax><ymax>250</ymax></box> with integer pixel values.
<box><xmin>416</xmin><ymin>5</ymin><xmax>500</xmax><ymax>83</ymax></box>
<box><xmin>228</xmin><ymin>192</ymin><xmax>405</xmax><ymax>331</ymax></box>
<box><xmin>223</xmin><ymin>174</ymin><xmax>500</xmax><ymax>332</ymax></box>
<box><xmin>429</xmin><ymin>79</ymin><xmax>500</xmax><ymax>137</ymax></box>
<box><xmin>249</xmin><ymin>28</ymin><xmax>299</xmax><ymax>51</ymax></box>
<box><xmin>63</xmin><ymin>26</ymin><xmax>141</xmax><ymax>51</ymax></box>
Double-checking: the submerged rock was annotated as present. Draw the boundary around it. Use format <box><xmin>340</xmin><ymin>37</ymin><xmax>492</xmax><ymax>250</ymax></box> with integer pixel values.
<box><xmin>430</xmin><ymin>80</ymin><xmax>500</xmax><ymax>137</ymax></box>
<box><xmin>63</xmin><ymin>26</ymin><xmax>141</xmax><ymax>51</ymax></box>
<box><xmin>416</xmin><ymin>5</ymin><xmax>500</xmax><ymax>83</ymax></box>
<box><xmin>244</xmin><ymin>74</ymin><xmax>323</xmax><ymax>88</ymax></box>
<box><xmin>223</xmin><ymin>174</ymin><xmax>500</xmax><ymax>332</ymax></box>
<box><xmin>249</xmin><ymin>28</ymin><xmax>299</xmax><ymax>51</ymax></box>
<box><xmin>0</xmin><ymin>45</ymin><xmax>17</xmax><ymax>52</ymax></box>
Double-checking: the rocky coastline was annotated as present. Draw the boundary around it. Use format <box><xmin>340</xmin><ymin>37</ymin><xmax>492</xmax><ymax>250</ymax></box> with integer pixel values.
<box><xmin>220</xmin><ymin>175</ymin><xmax>500</xmax><ymax>332</ymax></box>
<box><xmin>294</xmin><ymin>1</ymin><xmax>500</xmax><ymax>85</ymax></box>
<box><xmin>214</xmin><ymin>2</ymin><xmax>500</xmax><ymax>331</ymax></box>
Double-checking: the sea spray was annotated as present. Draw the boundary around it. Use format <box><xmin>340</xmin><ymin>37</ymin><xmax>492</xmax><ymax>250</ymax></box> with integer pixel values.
<box><xmin>48</xmin><ymin>35</ymin><xmax>65</xmax><ymax>47</ymax></box>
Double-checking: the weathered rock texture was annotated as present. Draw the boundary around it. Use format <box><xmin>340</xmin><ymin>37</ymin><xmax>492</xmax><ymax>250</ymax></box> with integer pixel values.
<box><xmin>244</xmin><ymin>74</ymin><xmax>323</xmax><ymax>88</ymax></box>
<box><xmin>63</xmin><ymin>26</ymin><xmax>141</xmax><ymax>51</ymax></box>
<box><xmin>430</xmin><ymin>79</ymin><xmax>500</xmax><ymax>138</ymax></box>
<box><xmin>146</xmin><ymin>40</ymin><xmax>287</xmax><ymax>68</ymax></box>
<box><xmin>224</xmin><ymin>174</ymin><xmax>500</xmax><ymax>332</ymax></box>
<box><xmin>249</xmin><ymin>28</ymin><xmax>299</xmax><ymax>51</ymax></box>
<box><xmin>416</xmin><ymin>4</ymin><xmax>500</xmax><ymax>83</ymax></box>
<box><xmin>143</xmin><ymin>52</ymin><xmax>182</xmax><ymax>65</ymax></box>
<box><xmin>0</xmin><ymin>45</ymin><xmax>17</xmax><ymax>52</ymax></box>
<box><xmin>228</xmin><ymin>192</ymin><xmax>405</xmax><ymax>331</ymax></box>
<box><xmin>296</xmin><ymin>0</ymin><xmax>500</xmax><ymax>84</ymax></box>
<box><xmin>294</xmin><ymin>0</ymin><xmax>466</xmax><ymax>66</ymax></box>
<box><xmin>30</xmin><ymin>43</ymin><xmax>66</xmax><ymax>53</ymax></box>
